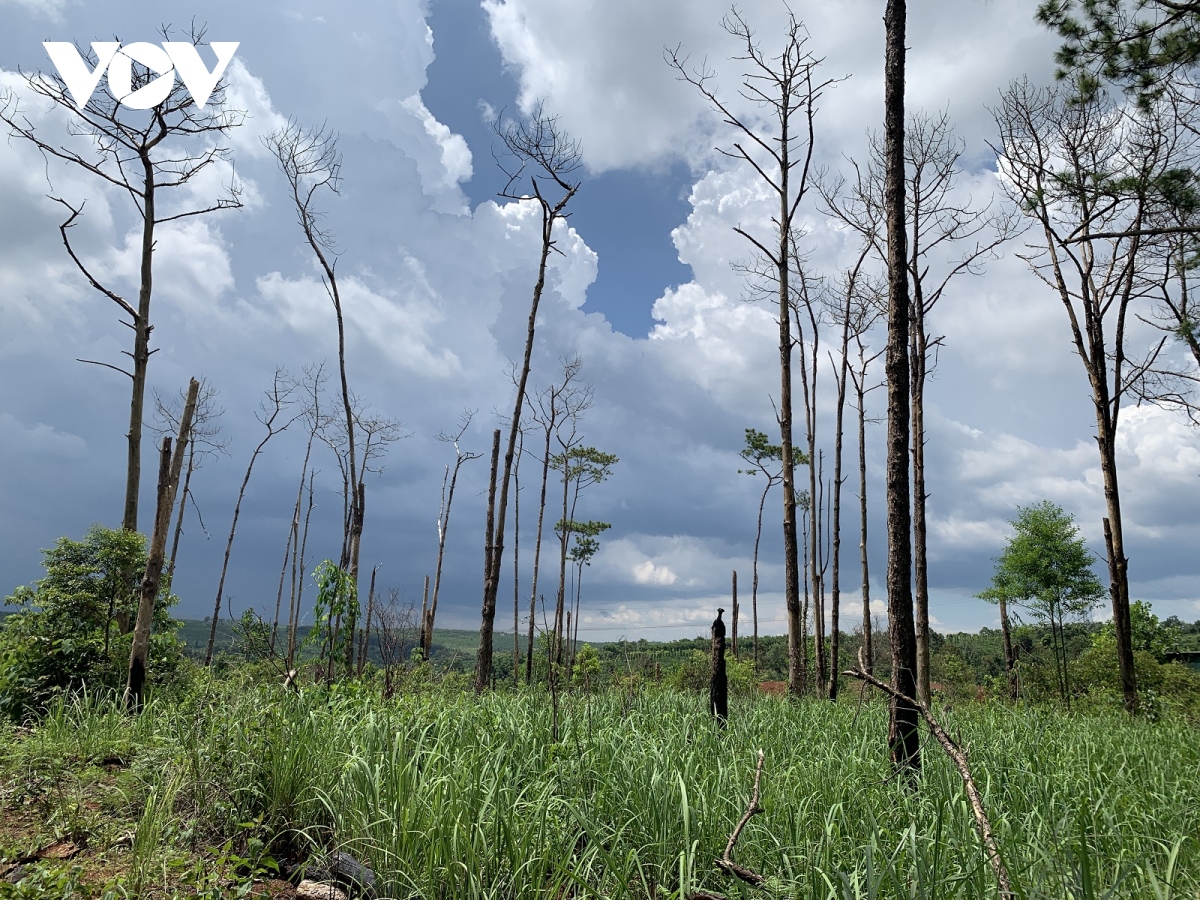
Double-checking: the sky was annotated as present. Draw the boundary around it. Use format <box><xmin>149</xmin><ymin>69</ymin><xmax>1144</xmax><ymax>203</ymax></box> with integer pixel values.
<box><xmin>1</xmin><ymin>0</ymin><xmax>1198</xmax><ymax>644</ymax></box>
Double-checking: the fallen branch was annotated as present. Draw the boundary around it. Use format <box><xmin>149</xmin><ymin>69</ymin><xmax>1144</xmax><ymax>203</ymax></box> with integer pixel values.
<box><xmin>715</xmin><ymin>748</ymin><xmax>768</xmax><ymax>887</ymax></box>
<box><xmin>843</xmin><ymin>649</ymin><xmax>1013</xmax><ymax>899</ymax></box>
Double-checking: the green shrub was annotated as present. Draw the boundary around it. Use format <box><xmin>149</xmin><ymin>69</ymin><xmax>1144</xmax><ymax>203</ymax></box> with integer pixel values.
<box><xmin>0</xmin><ymin>525</ymin><xmax>183</xmax><ymax>720</ymax></box>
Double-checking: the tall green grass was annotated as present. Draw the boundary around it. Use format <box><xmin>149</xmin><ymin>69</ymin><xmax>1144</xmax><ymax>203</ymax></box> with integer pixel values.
<box><xmin>9</xmin><ymin>683</ymin><xmax>1199</xmax><ymax>899</ymax></box>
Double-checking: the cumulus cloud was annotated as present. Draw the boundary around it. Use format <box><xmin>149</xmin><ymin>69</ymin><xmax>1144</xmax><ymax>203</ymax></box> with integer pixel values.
<box><xmin>632</xmin><ymin>560</ymin><xmax>677</xmax><ymax>586</ymax></box>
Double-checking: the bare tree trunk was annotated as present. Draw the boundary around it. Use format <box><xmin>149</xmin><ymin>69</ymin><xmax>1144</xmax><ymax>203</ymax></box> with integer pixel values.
<box><xmin>731</xmin><ymin>570</ymin><xmax>739</xmax><ymax>659</ymax></box>
<box><xmin>122</xmin><ymin>161</ymin><xmax>157</xmax><ymax>532</ymax></box>
<box><xmin>479</xmin><ymin>114</ymin><xmax>581</xmax><ymax>692</ymax></box>
<box><xmin>752</xmin><ymin>484</ymin><xmax>768</xmax><ymax>670</ymax></box>
<box><xmin>419</xmin><ymin>575</ymin><xmax>430</xmax><ymax>660</ymax></box>
<box><xmin>998</xmin><ymin>593</ymin><xmax>1016</xmax><ymax>700</ymax></box>
<box><xmin>206</xmin><ymin>371</ymin><xmax>296</xmax><ymax>665</ymax></box>
<box><xmin>884</xmin><ymin>0</ymin><xmax>920</xmax><ymax>779</ymax></box>
<box><xmin>830</xmin><ymin>326</ymin><xmax>851</xmax><ymax>702</ymax></box>
<box><xmin>125</xmin><ymin>379</ymin><xmax>198</xmax><ymax>707</ymax></box>
<box><xmin>780</xmin><ymin>196</ymin><xmax>803</xmax><ymax>701</ymax></box>
<box><xmin>288</xmin><ymin>470</ymin><xmax>316</xmax><ymax>670</ymax></box>
<box><xmin>271</xmin><ymin>507</ymin><xmax>294</xmax><ymax>655</ymax></box>
<box><xmin>1103</xmin><ymin>508</ymin><xmax>1136</xmax><ymax>711</ymax></box>
<box><xmin>514</xmin><ymin>428</ymin><xmax>522</xmax><ymax>687</ymax></box>
<box><xmin>358</xmin><ymin>565</ymin><xmax>377</xmax><ymax>676</ymax></box>
<box><xmin>165</xmin><ymin>444</ymin><xmax>194</xmax><ymax>587</ymax></box>
<box><xmin>911</xmin><ymin>322</ymin><xmax>932</xmax><ymax>707</ymax></box>
<box><xmin>426</xmin><ymin>440</ymin><xmax>475</xmax><ymax>659</ymax></box>
<box><xmin>554</xmin><ymin>449</ymin><xmax>571</xmax><ymax>665</ymax></box>
<box><xmin>475</xmin><ymin>428</ymin><xmax>502</xmax><ymax>692</ymax></box>
<box><xmin>798</xmin><ymin>302</ymin><xmax>826</xmax><ymax>698</ymax></box>
<box><xmin>527</xmin><ymin>424</ymin><xmax>553</xmax><ymax>684</ymax></box>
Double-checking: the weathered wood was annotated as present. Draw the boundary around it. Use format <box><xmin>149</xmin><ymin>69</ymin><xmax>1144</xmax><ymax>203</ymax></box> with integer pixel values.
<box><xmin>710</xmin><ymin>608</ymin><xmax>728</xmax><ymax>725</ymax></box>
<box><xmin>125</xmin><ymin>377</ymin><xmax>198</xmax><ymax>708</ymax></box>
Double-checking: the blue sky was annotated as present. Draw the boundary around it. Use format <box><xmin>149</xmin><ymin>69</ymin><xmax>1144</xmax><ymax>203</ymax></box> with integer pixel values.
<box><xmin>1</xmin><ymin>0</ymin><xmax>1198</xmax><ymax>644</ymax></box>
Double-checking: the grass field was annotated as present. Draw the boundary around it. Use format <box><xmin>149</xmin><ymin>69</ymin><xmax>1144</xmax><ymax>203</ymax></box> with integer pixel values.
<box><xmin>2</xmin><ymin>678</ymin><xmax>1197</xmax><ymax>900</ymax></box>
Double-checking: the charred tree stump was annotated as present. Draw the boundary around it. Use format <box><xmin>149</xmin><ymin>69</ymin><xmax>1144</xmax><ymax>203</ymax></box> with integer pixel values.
<box><xmin>710</xmin><ymin>608</ymin><xmax>728</xmax><ymax>725</ymax></box>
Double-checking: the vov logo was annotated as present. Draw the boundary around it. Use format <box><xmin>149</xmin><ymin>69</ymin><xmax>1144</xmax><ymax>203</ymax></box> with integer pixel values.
<box><xmin>42</xmin><ymin>41</ymin><xmax>239</xmax><ymax>110</ymax></box>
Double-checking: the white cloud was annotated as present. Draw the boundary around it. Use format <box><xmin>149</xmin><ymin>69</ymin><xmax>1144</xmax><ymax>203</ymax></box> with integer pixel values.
<box><xmin>632</xmin><ymin>559</ymin><xmax>677</xmax><ymax>586</ymax></box>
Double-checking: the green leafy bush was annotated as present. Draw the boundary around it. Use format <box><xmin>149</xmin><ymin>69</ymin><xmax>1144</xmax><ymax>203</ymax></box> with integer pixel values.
<box><xmin>0</xmin><ymin>525</ymin><xmax>183</xmax><ymax>720</ymax></box>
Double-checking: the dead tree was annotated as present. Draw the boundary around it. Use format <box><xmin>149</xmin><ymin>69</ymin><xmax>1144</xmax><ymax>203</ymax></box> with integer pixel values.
<box><xmin>710</xmin><ymin>608</ymin><xmax>728</xmax><ymax>725</ymax></box>
<box><xmin>738</xmin><ymin>428</ymin><xmax>784</xmax><ymax>671</ymax></box>
<box><xmin>357</xmin><ymin>564</ymin><xmax>379</xmax><ymax>675</ymax></box>
<box><xmin>991</xmin><ymin>79</ymin><xmax>1190</xmax><ymax>712</ymax></box>
<box><xmin>525</xmin><ymin>358</ymin><xmax>591</xmax><ymax>683</ymax></box>
<box><xmin>882</xmin><ymin>0</ymin><xmax>921</xmax><ymax>779</ymax></box>
<box><xmin>266</xmin><ymin>121</ymin><xmax>369</xmax><ymax>603</ymax></box>
<box><xmin>888</xmin><ymin>112</ymin><xmax>1018</xmax><ymax>705</ymax></box>
<box><xmin>819</xmin><ymin>158</ymin><xmax>888</xmax><ymax>685</ymax></box>
<box><xmin>822</xmin><ymin>247</ymin><xmax>880</xmax><ymax>700</ymax></box>
<box><xmin>668</xmin><ymin>9</ymin><xmax>837</xmax><ymax>697</ymax></box>
<box><xmin>731</xmin><ymin>571</ymin><xmax>739</xmax><ymax>658</ymax></box>
<box><xmin>476</xmin><ymin>428</ymin><xmax>503</xmax><ymax>693</ymax></box>
<box><xmin>205</xmin><ymin>369</ymin><xmax>299</xmax><ymax>665</ymax></box>
<box><xmin>125</xmin><ymin>378</ymin><xmax>198</xmax><ymax>708</ymax></box>
<box><xmin>277</xmin><ymin>362</ymin><xmax>330</xmax><ymax>659</ymax></box>
<box><xmin>151</xmin><ymin>377</ymin><xmax>228</xmax><ymax>589</ymax></box>
<box><xmin>847</xmin><ymin>288</ymin><xmax>885</xmax><ymax>676</ymax></box>
<box><xmin>1</xmin><ymin>30</ymin><xmax>243</xmax><ymax>532</ymax></box>
<box><xmin>790</xmin><ymin>264</ymin><xmax>831</xmax><ymax>697</ymax></box>
<box><xmin>423</xmin><ymin>410</ymin><xmax>481</xmax><ymax>660</ymax></box>
<box><xmin>477</xmin><ymin>107</ymin><xmax>582</xmax><ymax>693</ymax></box>
<box><xmin>824</xmin><ymin>112</ymin><xmax>1019</xmax><ymax>705</ymax></box>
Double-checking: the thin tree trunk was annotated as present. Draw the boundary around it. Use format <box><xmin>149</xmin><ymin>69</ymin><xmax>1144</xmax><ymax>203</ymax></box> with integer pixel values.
<box><xmin>271</xmin><ymin>508</ymin><xmax>294</xmax><ymax>655</ymax></box>
<box><xmin>731</xmin><ymin>570</ymin><xmax>739</xmax><ymax>659</ymax></box>
<box><xmin>288</xmin><ymin>470</ymin><xmax>316</xmax><ymax>669</ymax></box>
<box><xmin>478</xmin><ymin>178</ymin><xmax>577</xmax><ymax>690</ymax></box>
<box><xmin>752</xmin><ymin>482</ymin><xmax>769</xmax><ymax>671</ymax></box>
<box><xmin>998</xmin><ymin>594</ymin><xmax>1016</xmax><ymax>701</ymax></box>
<box><xmin>856</xmin><ymin>366</ymin><xmax>874</xmax><ymax>676</ymax></box>
<box><xmin>830</xmin><ymin>328</ymin><xmax>851</xmax><ymax>702</ymax></box>
<box><xmin>475</xmin><ymin>428</ymin><xmax>502</xmax><ymax>692</ymax></box>
<box><xmin>779</xmin><ymin>197</ymin><xmax>803</xmax><ymax>700</ymax></box>
<box><xmin>284</xmin><ymin>433</ymin><xmax>315</xmax><ymax>667</ymax></box>
<box><xmin>527</xmin><ymin>425</ymin><xmax>553</xmax><ymax>684</ymax></box>
<box><xmin>884</xmin><ymin>0</ymin><xmax>920</xmax><ymax>779</ymax></box>
<box><xmin>165</xmin><ymin>444</ymin><xmax>194</xmax><ymax>586</ymax></box>
<box><xmin>122</xmin><ymin>155</ymin><xmax>156</xmax><ymax>533</ymax></box>
<box><xmin>420</xmin><ymin>575</ymin><xmax>430</xmax><ymax>659</ymax></box>
<box><xmin>554</xmin><ymin>449</ymin><xmax>571</xmax><ymax>666</ymax></box>
<box><xmin>206</xmin><ymin>377</ymin><xmax>293</xmax><ymax>666</ymax></box>
<box><xmin>514</xmin><ymin>429</ymin><xmax>522</xmax><ymax>687</ymax></box>
<box><xmin>912</xmin><ymin>309</ymin><xmax>932</xmax><ymax>707</ymax></box>
<box><xmin>426</xmin><ymin>456</ymin><xmax>465</xmax><ymax>660</ymax></box>
<box><xmin>359</xmin><ymin>565</ymin><xmax>377</xmax><ymax>676</ymax></box>
<box><xmin>125</xmin><ymin>378</ymin><xmax>197</xmax><ymax>707</ymax></box>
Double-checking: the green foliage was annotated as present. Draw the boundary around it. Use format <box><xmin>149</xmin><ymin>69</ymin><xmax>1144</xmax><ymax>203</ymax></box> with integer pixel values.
<box><xmin>1094</xmin><ymin>599</ymin><xmax>1182</xmax><ymax>661</ymax></box>
<box><xmin>738</xmin><ymin>428</ymin><xmax>782</xmax><ymax>473</ymax></box>
<box><xmin>0</xmin><ymin>864</ymin><xmax>85</xmax><ymax>900</ymax></box>
<box><xmin>665</xmin><ymin>649</ymin><xmax>757</xmax><ymax>697</ymax></box>
<box><xmin>978</xmin><ymin>501</ymin><xmax>1105</xmax><ymax>619</ymax></box>
<box><xmin>978</xmin><ymin>501</ymin><xmax>1104</xmax><ymax>703</ymax></box>
<box><xmin>571</xmin><ymin>643</ymin><xmax>601</xmax><ymax>691</ymax></box>
<box><xmin>0</xmin><ymin>526</ymin><xmax>181</xmax><ymax>721</ymax></box>
<box><xmin>1037</xmin><ymin>0</ymin><xmax>1200</xmax><ymax>105</ymax></box>
<box><xmin>310</xmin><ymin>560</ymin><xmax>358</xmax><ymax>681</ymax></box>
